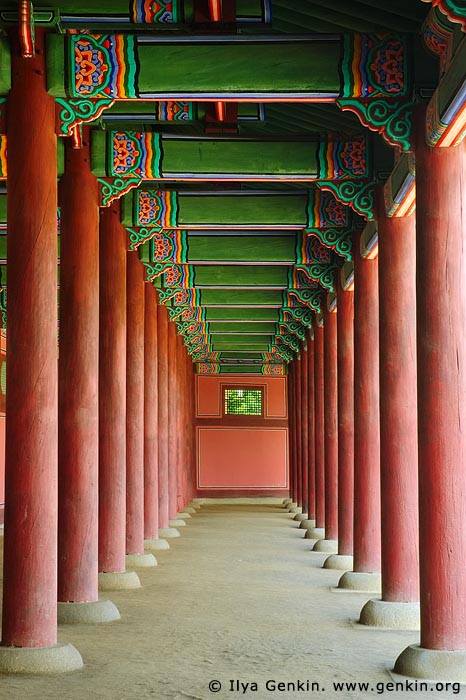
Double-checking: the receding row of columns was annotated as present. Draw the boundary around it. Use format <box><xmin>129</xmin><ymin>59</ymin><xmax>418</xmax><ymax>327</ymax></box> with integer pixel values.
<box><xmin>287</xmin><ymin>120</ymin><xmax>466</xmax><ymax>680</ymax></box>
<box><xmin>0</xmin><ymin>33</ymin><xmax>198</xmax><ymax>674</ymax></box>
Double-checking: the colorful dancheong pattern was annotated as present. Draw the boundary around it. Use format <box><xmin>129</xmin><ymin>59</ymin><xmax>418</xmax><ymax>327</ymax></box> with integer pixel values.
<box><xmin>132</xmin><ymin>0</ymin><xmax>179</xmax><ymax>23</ymax></box>
<box><xmin>307</xmin><ymin>190</ymin><xmax>348</xmax><ymax>229</ymax></box>
<box><xmin>112</xmin><ymin>132</ymin><xmax>162</xmax><ymax>178</ymax></box>
<box><xmin>72</xmin><ymin>34</ymin><xmax>138</xmax><ymax>98</ymax></box>
<box><xmin>341</xmin><ymin>34</ymin><xmax>407</xmax><ymax>98</ymax></box>
<box><xmin>137</xmin><ymin>191</ymin><xmax>178</xmax><ymax>227</ymax></box>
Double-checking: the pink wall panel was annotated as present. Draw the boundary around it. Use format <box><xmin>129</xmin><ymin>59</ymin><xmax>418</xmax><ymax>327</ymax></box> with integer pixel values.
<box><xmin>198</xmin><ymin>427</ymin><xmax>288</xmax><ymax>489</ymax></box>
<box><xmin>196</xmin><ymin>374</ymin><xmax>289</xmax><ymax>494</ymax></box>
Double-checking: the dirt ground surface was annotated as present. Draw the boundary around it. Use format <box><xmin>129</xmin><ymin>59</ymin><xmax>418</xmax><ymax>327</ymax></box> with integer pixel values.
<box><xmin>0</xmin><ymin>505</ymin><xmax>460</xmax><ymax>699</ymax></box>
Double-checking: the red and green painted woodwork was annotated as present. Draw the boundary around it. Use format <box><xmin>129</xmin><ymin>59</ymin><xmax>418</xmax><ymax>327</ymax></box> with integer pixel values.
<box><xmin>91</xmin><ymin>130</ymin><xmax>369</xmax><ymax>182</ymax></box>
<box><xmin>422</xmin><ymin>6</ymin><xmax>463</xmax><ymax>76</ymax></box>
<box><xmin>122</xmin><ymin>188</ymin><xmax>364</xmax><ymax>232</ymax></box>
<box><xmin>384</xmin><ymin>152</ymin><xmax>416</xmax><ymax>217</ymax></box>
<box><xmin>46</xmin><ymin>32</ymin><xmax>409</xmax><ymax>102</ymax></box>
<box><xmin>195</xmin><ymin>362</ymin><xmax>286</xmax><ymax>375</ymax></box>
<box><xmin>337</xmin><ymin>98</ymin><xmax>414</xmax><ymax>152</ymax></box>
<box><xmin>421</xmin><ymin>0</ymin><xmax>466</xmax><ymax>33</ymax></box>
<box><xmin>425</xmin><ymin>32</ymin><xmax>466</xmax><ymax>146</ymax></box>
<box><xmin>0</xmin><ymin>1</ymin><xmax>271</xmax><ymax>28</ymax></box>
<box><xmin>0</xmin><ymin>133</ymin><xmax>65</xmax><ymax>178</ymax></box>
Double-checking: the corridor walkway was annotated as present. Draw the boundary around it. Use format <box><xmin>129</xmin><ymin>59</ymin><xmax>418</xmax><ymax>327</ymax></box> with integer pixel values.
<box><xmin>0</xmin><ymin>505</ymin><xmax>456</xmax><ymax>699</ymax></box>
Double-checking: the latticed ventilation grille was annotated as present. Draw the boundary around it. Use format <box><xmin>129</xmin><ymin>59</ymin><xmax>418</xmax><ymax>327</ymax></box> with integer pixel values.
<box><xmin>224</xmin><ymin>388</ymin><xmax>262</xmax><ymax>416</ymax></box>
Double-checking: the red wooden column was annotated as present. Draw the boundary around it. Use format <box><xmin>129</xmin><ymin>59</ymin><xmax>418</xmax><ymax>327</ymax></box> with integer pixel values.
<box><xmin>144</xmin><ymin>285</ymin><xmax>160</xmax><ymax>541</ymax></box>
<box><xmin>286</xmin><ymin>363</ymin><xmax>296</xmax><ymax>507</ymax></box>
<box><xmin>176</xmin><ymin>334</ymin><xmax>190</xmax><ymax>518</ymax></box>
<box><xmin>125</xmin><ymin>256</ymin><xmax>157</xmax><ymax>568</ymax></box>
<box><xmin>339</xmin><ymin>234</ymin><xmax>381</xmax><ymax>592</ymax></box>
<box><xmin>167</xmin><ymin>321</ymin><xmax>183</xmax><ymax>529</ymax></box>
<box><xmin>299</xmin><ymin>345</ymin><xmax>309</xmax><ymax>516</ymax></box>
<box><xmin>324</xmin><ymin>278</ymin><xmax>354</xmax><ymax>571</ymax></box>
<box><xmin>57</xmin><ymin>130</ymin><xmax>120</xmax><ymax>623</ymax></box>
<box><xmin>0</xmin><ymin>29</ymin><xmax>82</xmax><ymax>672</ymax></box>
<box><xmin>151</xmin><ymin>304</ymin><xmax>172</xmax><ymax>544</ymax></box>
<box><xmin>300</xmin><ymin>332</ymin><xmax>316</xmax><ymax>529</ymax></box>
<box><xmin>290</xmin><ymin>355</ymin><xmax>303</xmax><ymax>513</ymax></box>
<box><xmin>98</xmin><ymin>203</ymin><xmax>140</xmax><ymax>591</ymax></box>
<box><xmin>306</xmin><ymin>320</ymin><xmax>325</xmax><ymax>539</ymax></box>
<box><xmin>314</xmin><ymin>301</ymin><xmax>338</xmax><ymax>553</ymax></box>
<box><xmin>360</xmin><ymin>190</ymin><xmax>419</xmax><ymax>628</ymax></box>
<box><xmin>395</xmin><ymin>126</ymin><xmax>466</xmax><ymax>679</ymax></box>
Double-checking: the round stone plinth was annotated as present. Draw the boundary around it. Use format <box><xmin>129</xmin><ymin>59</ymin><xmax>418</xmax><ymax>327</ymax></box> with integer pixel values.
<box><xmin>144</xmin><ymin>538</ymin><xmax>170</xmax><ymax>550</ymax></box>
<box><xmin>288</xmin><ymin>506</ymin><xmax>302</xmax><ymax>514</ymax></box>
<box><xmin>176</xmin><ymin>512</ymin><xmax>192</xmax><ymax>519</ymax></box>
<box><xmin>338</xmin><ymin>571</ymin><xmax>381</xmax><ymax>593</ymax></box>
<box><xmin>158</xmin><ymin>528</ymin><xmax>180</xmax><ymax>539</ymax></box>
<box><xmin>304</xmin><ymin>527</ymin><xmax>325</xmax><ymax>540</ymax></box>
<box><xmin>394</xmin><ymin>644</ymin><xmax>466</xmax><ymax>682</ymax></box>
<box><xmin>0</xmin><ymin>642</ymin><xmax>83</xmax><ymax>674</ymax></box>
<box><xmin>58</xmin><ymin>599</ymin><xmax>120</xmax><ymax>624</ymax></box>
<box><xmin>294</xmin><ymin>512</ymin><xmax>308</xmax><ymax>522</ymax></box>
<box><xmin>323</xmin><ymin>554</ymin><xmax>354</xmax><ymax>571</ymax></box>
<box><xmin>184</xmin><ymin>507</ymin><xmax>196</xmax><ymax>514</ymax></box>
<box><xmin>189</xmin><ymin>502</ymin><xmax>201</xmax><ymax>510</ymax></box>
<box><xmin>125</xmin><ymin>552</ymin><xmax>157</xmax><ymax>568</ymax></box>
<box><xmin>98</xmin><ymin>570</ymin><xmax>141</xmax><ymax>591</ymax></box>
<box><xmin>169</xmin><ymin>519</ymin><xmax>186</xmax><ymax>527</ymax></box>
<box><xmin>359</xmin><ymin>599</ymin><xmax>420</xmax><ymax>630</ymax></box>
<box><xmin>299</xmin><ymin>519</ymin><xmax>316</xmax><ymax>530</ymax></box>
<box><xmin>313</xmin><ymin>539</ymin><xmax>338</xmax><ymax>554</ymax></box>
<box><xmin>283</xmin><ymin>498</ymin><xmax>293</xmax><ymax>506</ymax></box>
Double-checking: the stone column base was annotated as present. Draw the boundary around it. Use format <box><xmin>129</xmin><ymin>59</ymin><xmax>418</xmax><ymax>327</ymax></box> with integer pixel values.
<box><xmin>183</xmin><ymin>507</ymin><xmax>197</xmax><ymax>514</ymax></box>
<box><xmin>169</xmin><ymin>519</ymin><xmax>186</xmax><ymax>527</ymax></box>
<box><xmin>359</xmin><ymin>599</ymin><xmax>420</xmax><ymax>630</ymax></box>
<box><xmin>58</xmin><ymin>599</ymin><xmax>120</xmax><ymax>624</ymax></box>
<box><xmin>313</xmin><ymin>538</ymin><xmax>338</xmax><ymax>553</ymax></box>
<box><xmin>323</xmin><ymin>554</ymin><xmax>353</xmax><ymax>571</ymax></box>
<box><xmin>125</xmin><ymin>552</ymin><xmax>157</xmax><ymax>568</ymax></box>
<box><xmin>176</xmin><ymin>512</ymin><xmax>192</xmax><ymax>519</ymax></box>
<box><xmin>282</xmin><ymin>498</ymin><xmax>293</xmax><ymax>506</ymax></box>
<box><xmin>0</xmin><ymin>642</ymin><xmax>83</xmax><ymax>674</ymax></box>
<box><xmin>394</xmin><ymin>644</ymin><xmax>466</xmax><ymax>681</ymax></box>
<box><xmin>157</xmin><ymin>528</ymin><xmax>180</xmax><ymax>539</ymax></box>
<box><xmin>294</xmin><ymin>512</ymin><xmax>308</xmax><ymax>522</ymax></box>
<box><xmin>299</xmin><ymin>519</ymin><xmax>316</xmax><ymax>530</ymax></box>
<box><xmin>144</xmin><ymin>538</ymin><xmax>170</xmax><ymax>550</ymax></box>
<box><xmin>337</xmin><ymin>571</ymin><xmax>381</xmax><ymax>593</ymax></box>
<box><xmin>304</xmin><ymin>527</ymin><xmax>325</xmax><ymax>540</ymax></box>
<box><xmin>98</xmin><ymin>570</ymin><xmax>141</xmax><ymax>591</ymax></box>
<box><xmin>288</xmin><ymin>506</ymin><xmax>302</xmax><ymax>514</ymax></box>
<box><xmin>189</xmin><ymin>502</ymin><xmax>201</xmax><ymax>510</ymax></box>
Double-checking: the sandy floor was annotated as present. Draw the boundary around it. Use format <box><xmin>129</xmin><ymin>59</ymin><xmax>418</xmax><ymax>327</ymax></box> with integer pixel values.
<box><xmin>0</xmin><ymin>505</ymin><xmax>459</xmax><ymax>699</ymax></box>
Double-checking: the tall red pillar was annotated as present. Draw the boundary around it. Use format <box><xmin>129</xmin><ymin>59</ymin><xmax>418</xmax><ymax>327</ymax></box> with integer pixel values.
<box><xmin>306</xmin><ymin>321</ymin><xmax>325</xmax><ymax>539</ymax></box>
<box><xmin>167</xmin><ymin>322</ymin><xmax>182</xmax><ymax>528</ymax></box>
<box><xmin>287</xmin><ymin>363</ymin><xmax>296</xmax><ymax>506</ymax></box>
<box><xmin>290</xmin><ymin>355</ymin><xmax>303</xmax><ymax>513</ymax></box>
<box><xmin>57</xmin><ymin>131</ymin><xmax>120</xmax><ymax>622</ymax></box>
<box><xmin>314</xmin><ymin>302</ymin><xmax>338</xmax><ymax>552</ymax></box>
<box><xmin>395</xmin><ymin>126</ymin><xmax>466</xmax><ymax>679</ymax></box>
<box><xmin>324</xmin><ymin>280</ymin><xmax>354</xmax><ymax>570</ymax></box>
<box><xmin>0</xmin><ymin>29</ymin><xmax>82</xmax><ymax>672</ymax></box>
<box><xmin>98</xmin><ymin>204</ymin><xmax>140</xmax><ymax>591</ymax></box>
<box><xmin>144</xmin><ymin>285</ymin><xmax>159</xmax><ymax>540</ymax></box>
<box><xmin>300</xmin><ymin>333</ymin><xmax>316</xmax><ymax>530</ymax></box>
<box><xmin>125</xmin><ymin>256</ymin><xmax>156</xmax><ymax>568</ymax></box>
<box><xmin>360</xmin><ymin>190</ymin><xmax>419</xmax><ymax>628</ymax></box>
<box><xmin>339</xmin><ymin>235</ymin><xmax>381</xmax><ymax>592</ymax></box>
<box><xmin>300</xmin><ymin>346</ymin><xmax>309</xmax><ymax>515</ymax></box>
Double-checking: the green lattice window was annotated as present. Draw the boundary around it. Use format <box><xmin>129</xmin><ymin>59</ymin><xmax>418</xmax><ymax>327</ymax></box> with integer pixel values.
<box><xmin>224</xmin><ymin>388</ymin><xmax>263</xmax><ymax>416</ymax></box>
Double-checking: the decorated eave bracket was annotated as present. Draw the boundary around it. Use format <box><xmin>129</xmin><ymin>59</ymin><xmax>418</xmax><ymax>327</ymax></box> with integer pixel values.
<box><xmin>337</xmin><ymin>99</ymin><xmax>415</xmax><ymax>152</ymax></box>
<box><xmin>422</xmin><ymin>0</ymin><xmax>466</xmax><ymax>34</ymax></box>
<box><xmin>316</xmin><ymin>180</ymin><xmax>375</xmax><ymax>221</ymax></box>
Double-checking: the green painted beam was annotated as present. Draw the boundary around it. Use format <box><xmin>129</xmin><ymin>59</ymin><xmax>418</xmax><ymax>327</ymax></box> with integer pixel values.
<box><xmin>178</xmin><ymin>194</ymin><xmax>308</xmax><ymax>228</ymax></box>
<box><xmin>197</xmin><ymin>289</ymin><xmax>285</xmax><ymax>306</ymax></box>
<box><xmin>205</xmin><ymin>308</ymin><xmax>280</xmax><ymax>321</ymax></box>
<box><xmin>212</xmin><ymin>343</ymin><xmax>271</xmax><ymax>351</ymax></box>
<box><xmin>193</xmin><ymin>265</ymin><xmax>289</xmax><ymax>288</ymax></box>
<box><xmin>209</xmin><ymin>322</ymin><xmax>277</xmax><ymax>334</ymax></box>
<box><xmin>188</xmin><ymin>234</ymin><xmax>295</xmax><ymax>264</ymax></box>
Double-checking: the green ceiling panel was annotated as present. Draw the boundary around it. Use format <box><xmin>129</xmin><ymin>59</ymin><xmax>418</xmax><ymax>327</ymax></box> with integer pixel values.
<box><xmin>199</xmin><ymin>289</ymin><xmax>284</xmax><ymax>305</ymax></box>
<box><xmin>178</xmin><ymin>194</ymin><xmax>308</xmax><ymax>227</ymax></box>
<box><xmin>209</xmin><ymin>322</ymin><xmax>277</xmax><ymax>334</ymax></box>
<box><xmin>187</xmin><ymin>235</ymin><xmax>295</xmax><ymax>263</ymax></box>
<box><xmin>194</xmin><ymin>265</ymin><xmax>289</xmax><ymax>288</ymax></box>
<box><xmin>205</xmin><ymin>308</ymin><xmax>279</xmax><ymax>321</ymax></box>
